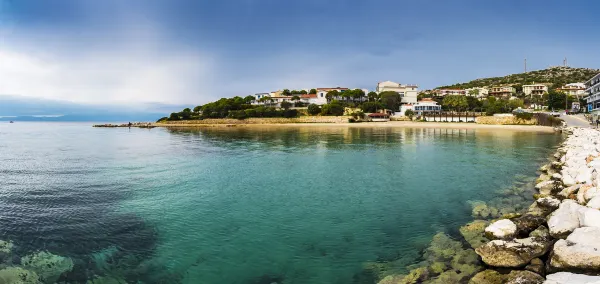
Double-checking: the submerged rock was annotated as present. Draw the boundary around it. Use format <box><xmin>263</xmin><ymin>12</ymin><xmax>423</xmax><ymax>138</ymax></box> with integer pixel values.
<box><xmin>547</xmin><ymin>200</ymin><xmax>584</xmax><ymax>239</ymax></box>
<box><xmin>550</xmin><ymin>227</ymin><xmax>600</xmax><ymax>271</ymax></box>
<box><xmin>0</xmin><ymin>267</ymin><xmax>40</xmax><ymax>284</ymax></box>
<box><xmin>460</xmin><ymin>220</ymin><xmax>490</xmax><ymax>249</ymax></box>
<box><xmin>469</xmin><ymin>270</ymin><xmax>505</xmax><ymax>284</ymax></box>
<box><xmin>545</xmin><ymin>272</ymin><xmax>600</xmax><ymax>284</ymax></box>
<box><xmin>0</xmin><ymin>241</ymin><xmax>13</xmax><ymax>254</ymax></box>
<box><xmin>471</xmin><ymin>201</ymin><xmax>492</xmax><ymax>219</ymax></box>
<box><xmin>475</xmin><ymin>227</ymin><xmax>551</xmax><ymax>268</ymax></box>
<box><xmin>86</xmin><ymin>276</ymin><xmax>128</xmax><ymax>284</ymax></box>
<box><xmin>485</xmin><ymin>219</ymin><xmax>517</xmax><ymax>239</ymax></box>
<box><xmin>21</xmin><ymin>251</ymin><xmax>73</xmax><ymax>283</ymax></box>
<box><xmin>505</xmin><ymin>270</ymin><xmax>544</xmax><ymax>284</ymax></box>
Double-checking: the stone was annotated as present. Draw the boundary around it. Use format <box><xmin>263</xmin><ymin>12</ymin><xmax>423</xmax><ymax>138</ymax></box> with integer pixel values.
<box><xmin>562</xmin><ymin>174</ymin><xmax>576</xmax><ymax>187</ymax></box>
<box><xmin>397</xmin><ymin>267</ymin><xmax>428</xmax><ymax>284</ymax></box>
<box><xmin>539</xmin><ymin>164</ymin><xmax>549</xmax><ymax>173</ymax></box>
<box><xmin>475</xmin><ymin>232</ymin><xmax>551</xmax><ymax>268</ymax></box>
<box><xmin>513</xmin><ymin>214</ymin><xmax>546</xmax><ymax>237</ymax></box>
<box><xmin>578</xmin><ymin>186</ymin><xmax>600</xmax><ymax>204</ymax></box>
<box><xmin>536</xmin><ymin>197</ymin><xmax>560</xmax><ymax>210</ymax></box>
<box><xmin>21</xmin><ymin>251</ymin><xmax>74</xmax><ymax>284</ymax></box>
<box><xmin>575</xmin><ymin>168</ymin><xmax>593</xmax><ymax>185</ymax></box>
<box><xmin>0</xmin><ymin>240</ymin><xmax>13</xmax><ymax>254</ymax></box>
<box><xmin>505</xmin><ymin>270</ymin><xmax>544</xmax><ymax>284</ymax></box>
<box><xmin>578</xmin><ymin>207</ymin><xmax>600</xmax><ymax>228</ymax></box>
<box><xmin>460</xmin><ymin>220</ymin><xmax>490</xmax><ymax>249</ymax></box>
<box><xmin>545</xmin><ymin>272</ymin><xmax>600</xmax><ymax>284</ymax></box>
<box><xmin>525</xmin><ymin>258</ymin><xmax>545</xmax><ymax>276</ymax></box>
<box><xmin>552</xmin><ymin>173</ymin><xmax>563</xmax><ymax>181</ymax></box>
<box><xmin>587</xmin><ymin>196</ymin><xmax>600</xmax><ymax>209</ymax></box>
<box><xmin>0</xmin><ymin>267</ymin><xmax>40</xmax><ymax>284</ymax></box>
<box><xmin>558</xmin><ymin>184</ymin><xmax>580</xmax><ymax>199</ymax></box>
<box><xmin>472</xmin><ymin>201</ymin><xmax>491</xmax><ymax>219</ymax></box>
<box><xmin>526</xmin><ymin>202</ymin><xmax>553</xmax><ymax>217</ymax></box>
<box><xmin>537</xmin><ymin>174</ymin><xmax>551</xmax><ymax>184</ymax></box>
<box><xmin>535</xmin><ymin>181</ymin><xmax>555</xmax><ymax>195</ymax></box>
<box><xmin>469</xmin><ymin>270</ymin><xmax>505</xmax><ymax>284</ymax></box>
<box><xmin>549</xmin><ymin>227</ymin><xmax>600</xmax><ymax>271</ymax></box>
<box><xmin>552</xmin><ymin>161</ymin><xmax>563</xmax><ymax>170</ymax></box>
<box><xmin>547</xmin><ymin>200</ymin><xmax>584</xmax><ymax>239</ymax></box>
<box><xmin>485</xmin><ymin>219</ymin><xmax>517</xmax><ymax>239</ymax></box>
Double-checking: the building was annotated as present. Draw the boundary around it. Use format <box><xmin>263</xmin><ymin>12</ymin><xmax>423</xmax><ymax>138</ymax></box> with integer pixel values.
<box><xmin>465</xmin><ymin>87</ymin><xmax>488</xmax><ymax>98</ymax></box>
<box><xmin>376</xmin><ymin>81</ymin><xmax>419</xmax><ymax>104</ymax></box>
<box><xmin>368</xmin><ymin>113</ymin><xmax>390</xmax><ymax>122</ymax></box>
<box><xmin>434</xmin><ymin>89</ymin><xmax>466</xmax><ymax>96</ymax></box>
<box><xmin>585</xmin><ymin>73</ymin><xmax>600</xmax><ymax>116</ymax></box>
<box><xmin>523</xmin><ymin>84</ymin><xmax>549</xmax><ymax>96</ymax></box>
<box><xmin>489</xmin><ymin>86</ymin><xmax>516</xmax><ymax>98</ymax></box>
<box><xmin>558</xmin><ymin>83</ymin><xmax>587</xmax><ymax>98</ymax></box>
<box><xmin>399</xmin><ymin>98</ymin><xmax>442</xmax><ymax>116</ymax></box>
<box><xmin>299</xmin><ymin>94</ymin><xmax>326</xmax><ymax>105</ymax></box>
<box><xmin>316</xmin><ymin>87</ymin><xmax>349</xmax><ymax>102</ymax></box>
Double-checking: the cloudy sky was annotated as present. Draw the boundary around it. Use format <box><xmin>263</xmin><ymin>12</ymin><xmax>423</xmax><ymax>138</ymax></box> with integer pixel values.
<box><xmin>0</xmin><ymin>0</ymin><xmax>598</xmax><ymax>106</ymax></box>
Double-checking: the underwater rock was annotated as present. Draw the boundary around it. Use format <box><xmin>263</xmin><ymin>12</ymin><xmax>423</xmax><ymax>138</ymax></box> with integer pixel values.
<box><xmin>475</xmin><ymin>227</ymin><xmax>551</xmax><ymax>268</ymax></box>
<box><xmin>485</xmin><ymin>219</ymin><xmax>517</xmax><ymax>239</ymax></box>
<box><xmin>536</xmin><ymin>197</ymin><xmax>560</xmax><ymax>210</ymax></box>
<box><xmin>545</xmin><ymin>272</ymin><xmax>600</xmax><ymax>284</ymax></box>
<box><xmin>0</xmin><ymin>241</ymin><xmax>13</xmax><ymax>254</ymax></box>
<box><xmin>550</xmin><ymin>227</ymin><xmax>600</xmax><ymax>271</ymax></box>
<box><xmin>547</xmin><ymin>200</ymin><xmax>584</xmax><ymax>239</ymax></box>
<box><xmin>377</xmin><ymin>274</ymin><xmax>405</xmax><ymax>284</ymax></box>
<box><xmin>423</xmin><ymin>233</ymin><xmax>464</xmax><ymax>262</ymax></box>
<box><xmin>505</xmin><ymin>270</ymin><xmax>544</xmax><ymax>284</ymax></box>
<box><xmin>471</xmin><ymin>201</ymin><xmax>491</xmax><ymax>219</ymax></box>
<box><xmin>397</xmin><ymin>267</ymin><xmax>429</xmax><ymax>284</ymax></box>
<box><xmin>468</xmin><ymin>270</ymin><xmax>505</xmax><ymax>284</ymax></box>
<box><xmin>86</xmin><ymin>276</ymin><xmax>128</xmax><ymax>284</ymax></box>
<box><xmin>460</xmin><ymin>220</ymin><xmax>490</xmax><ymax>249</ymax></box>
<box><xmin>525</xmin><ymin>258</ymin><xmax>545</xmax><ymax>276</ymax></box>
<box><xmin>428</xmin><ymin>262</ymin><xmax>447</xmax><ymax>275</ymax></box>
<box><xmin>0</xmin><ymin>267</ymin><xmax>40</xmax><ymax>284</ymax></box>
<box><xmin>21</xmin><ymin>251</ymin><xmax>74</xmax><ymax>284</ymax></box>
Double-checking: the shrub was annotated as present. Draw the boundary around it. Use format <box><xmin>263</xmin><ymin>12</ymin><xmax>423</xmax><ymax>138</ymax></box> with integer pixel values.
<box><xmin>321</xmin><ymin>102</ymin><xmax>344</xmax><ymax>116</ymax></box>
<box><xmin>515</xmin><ymin>112</ymin><xmax>533</xmax><ymax>120</ymax></box>
<box><xmin>156</xmin><ymin>117</ymin><xmax>168</xmax><ymax>122</ymax></box>
<box><xmin>280</xmin><ymin>101</ymin><xmax>292</xmax><ymax>110</ymax></box>
<box><xmin>168</xmin><ymin>112</ymin><xmax>180</xmax><ymax>121</ymax></box>
<box><xmin>282</xmin><ymin>109</ymin><xmax>298</xmax><ymax>118</ymax></box>
<box><xmin>405</xmin><ymin>109</ymin><xmax>415</xmax><ymax>120</ymax></box>
<box><xmin>307</xmin><ymin>104</ymin><xmax>321</xmax><ymax>115</ymax></box>
<box><xmin>229</xmin><ymin>110</ymin><xmax>248</xmax><ymax>120</ymax></box>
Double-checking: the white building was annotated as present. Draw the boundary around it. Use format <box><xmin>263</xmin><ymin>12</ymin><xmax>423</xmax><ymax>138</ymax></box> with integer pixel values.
<box><xmin>316</xmin><ymin>87</ymin><xmax>349</xmax><ymax>103</ymax></box>
<box><xmin>398</xmin><ymin>98</ymin><xmax>442</xmax><ymax>116</ymax></box>
<box><xmin>558</xmin><ymin>83</ymin><xmax>586</xmax><ymax>97</ymax></box>
<box><xmin>434</xmin><ymin>89</ymin><xmax>466</xmax><ymax>96</ymax></box>
<box><xmin>465</xmin><ymin>87</ymin><xmax>488</xmax><ymax>98</ymax></box>
<box><xmin>376</xmin><ymin>81</ymin><xmax>418</xmax><ymax>104</ymax></box>
<box><xmin>586</xmin><ymin>73</ymin><xmax>600</xmax><ymax>116</ymax></box>
<box><xmin>523</xmin><ymin>84</ymin><xmax>549</xmax><ymax>96</ymax></box>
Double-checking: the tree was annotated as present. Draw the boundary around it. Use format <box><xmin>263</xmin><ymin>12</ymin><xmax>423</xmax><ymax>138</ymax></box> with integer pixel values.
<box><xmin>307</xmin><ymin>104</ymin><xmax>321</xmax><ymax>115</ymax></box>
<box><xmin>379</xmin><ymin>91</ymin><xmax>401</xmax><ymax>110</ymax></box>
<box><xmin>512</xmin><ymin>84</ymin><xmax>523</xmax><ymax>95</ymax></box>
<box><xmin>405</xmin><ymin>109</ymin><xmax>415</xmax><ymax>120</ymax></box>
<box><xmin>244</xmin><ymin>95</ymin><xmax>255</xmax><ymax>104</ymax></box>
<box><xmin>367</xmin><ymin>91</ymin><xmax>379</xmax><ymax>102</ymax></box>
<box><xmin>508</xmin><ymin>99</ymin><xmax>524</xmax><ymax>111</ymax></box>
<box><xmin>300</xmin><ymin>90</ymin><xmax>308</xmax><ymax>95</ymax></box>
<box><xmin>325</xmin><ymin>90</ymin><xmax>339</xmax><ymax>103</ymax></box>
<box><xmin>360</xmin><ymin>102</ymin><xmax>384</xmax><ymax>113</ymax></box>
<box><xmin>180</xmin><ymin>108</ymin><xmax>192</xmax><ymax>120</ymax></box>
<box><xmin>282</xmin><ymin>89</ymin><xmax>291</xmax><ymax>96</ymax></box>
<box><xmin>309</xmin><ymin>89</ymin><xmax>317</xmax><ymax>94</ymax></box>
<box><xmin>193</xmin><ymin>105</ymin><xmax>202</xmax><ymax>113</ymax></box>
<box><xmin>291</xmin><ymin>95</ymin><xmax>301</xmax><ymax>102</ymax></box>
<box><xmin>442</xmin><ymin>95</ymin><xmax>468</xmax><ymax>111</ymax></box>
<box><xmin>468</xmin><ymin>89</ymin><xmax>480</xmax><ymax>97</ymax></box>
<box><xmin>168</xmin><ymin>112</ymin><xmax>180</xmax><ymax>121</ymax></box>
<box><xmin>280</xmin><ymin>101</ymin><xmax>292</xmax><ymax>110</ymax></box>
<box><xmin>321</xmin><ymin>101</ymin><xmax>344</xmax><ymax>116</ymax></box>
<box><xmin>548</xmin><ymin>90</ymin><xmax>566</xmax><ymax>110</ymax></box>
<box><xmin>352</xmin><ymin>89</ymin><xmax>366</xmax><ymax>103</ymax></box>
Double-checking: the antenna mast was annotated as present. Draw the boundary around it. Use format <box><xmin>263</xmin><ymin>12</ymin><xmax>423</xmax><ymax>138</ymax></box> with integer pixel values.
<box><xmin>524</xmin><ymin>58</ymin><xmax>527</xmax><ymax>72</ymax></box>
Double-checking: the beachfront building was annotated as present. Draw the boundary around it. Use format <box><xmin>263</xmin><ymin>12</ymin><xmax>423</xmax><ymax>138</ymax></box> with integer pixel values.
<box><xmin>299</xmin><ymin>94</ymin><xmax>326</xmax><ymax>105</ymax></box>
<box><xmin>433</xmin><ymin>89</ymin><xmax>466</xmax><ymax>97</ymax></box>
<box><xmin>376</xmin><ymin>81</ymin><xmax>418</xmax><ymax>104</ymax></box>
<box><xmin>465</xmin><ymin>87</ymin><xmax>488</xmax><ymax>98</ymax></box>
<box><xmin>398</xmin><ymin>98</ymin><xmax>442</xmax><ymax>116</ymax></box>
<box><xmin>558</xmin><ymin>83</ymin><xmax>587</xmax><ymax>98</ymax></box>
<box><xmin>523</xmin><ymin>83</ymin><xmax>549</xmax><ymax>96</ymax></box>
<box><xmin>585</xmin><ymin>73</ymin><xmax>600</xmax><ymax>116</ymax></box>
<box><xmin>316</xmin><ymin>87</ymin><xmax>350</xmax><ymax>102</ymax></box>
<box><xmin>489</xmin><ymin>86</ymin><xmax>516</xmax><ymax>98</ymax></box>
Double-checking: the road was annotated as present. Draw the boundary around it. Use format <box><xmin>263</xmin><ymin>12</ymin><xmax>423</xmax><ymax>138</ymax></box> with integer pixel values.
<box><xmin>560</xmin><ymin>114</ymin><xmax>591</xmax><ymax>128</ymax></box>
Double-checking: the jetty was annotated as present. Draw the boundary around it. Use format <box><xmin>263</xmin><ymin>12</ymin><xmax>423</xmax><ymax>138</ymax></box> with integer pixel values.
<box><xmin>93</xmin><ymin>122</ymin><xmax>155</xmax><ymax>129</ymax></box>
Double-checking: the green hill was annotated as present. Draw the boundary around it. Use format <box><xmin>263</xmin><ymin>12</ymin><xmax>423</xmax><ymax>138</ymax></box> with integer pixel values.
<box><xmin>437</xmin><ymin>66</ymin><xmax>599</xmax><ymax>90</ymax></box>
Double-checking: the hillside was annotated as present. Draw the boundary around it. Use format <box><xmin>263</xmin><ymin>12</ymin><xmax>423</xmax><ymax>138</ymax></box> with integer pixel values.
<box><xmin>437</xmin><ymin>66</ymin><xmax>600</xmax><ymax>89</ymax></box>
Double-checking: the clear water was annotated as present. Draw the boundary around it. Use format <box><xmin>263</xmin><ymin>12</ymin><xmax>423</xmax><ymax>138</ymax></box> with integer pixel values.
<box><xmin>0</xmin><ymin>123</ymin><xmax>562</xmax><ymax>283</ymax></box>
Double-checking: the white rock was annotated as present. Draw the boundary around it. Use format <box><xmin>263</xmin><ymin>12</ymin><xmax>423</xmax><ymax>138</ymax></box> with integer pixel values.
<box><xmin>587</xmin><ymin>196</ymin><xmax>600</xmax><ymax>210</ymax></box>
<box><xmin>547</xmin><ymin>200</ymin><xmax>584</xmax><ymax>238</ymax></box>
<box><xmin>545</xmin><ymin>272</ymin><xmax>600</xmax><ymax>284</ymax></box>
<box><xmin>576</xmin><ymin>168</ymin><xmax>594</xmax><ymax>184</ymax></box>
<box><xmin>535</xmin><ymin>180</ymin><xmax>555</xmax><ymax>195</ymax></box>
<box><xmin>552</xmin><ymin>173</ymin><xmax>563</xmax><ymax>180</ymax></box>
<box><xmin>485</xmin><ymin>219</ymin><xmax>517</xmax><ymax>239</ymax></box>
<box><xmin>558</xmin><ymin>184</ymin><xmax>580</xmax><ymax>198</ymax></box>
<box><xmin>562</xmin><ymin>174</ymin><xmax>576</xmax><ymax>187</ymax></box>
<box><xmin>537</xmin><ymin>197</ymin><xmax>560</xmax><ymax>209</ymax></box>
<box><xmin>550</xmin><ymin>227</ymin><xmax>600</xmax><ymax>271</ymax></box>
<box><xmin>578</xmin><ymin>186</ymin><xmax>600</xmax><ymax>205</ymax></box>
<box><xmin>578</xmin><ymin>207</ymin><xmax>600</xmax><ymax>228</ymax></box>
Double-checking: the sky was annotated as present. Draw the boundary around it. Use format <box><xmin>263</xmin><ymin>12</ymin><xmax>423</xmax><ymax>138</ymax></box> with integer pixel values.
<box><xmin>1</xmin><ymin>0</ymin><xmax>599</xmax><ymax>106</ymax></box>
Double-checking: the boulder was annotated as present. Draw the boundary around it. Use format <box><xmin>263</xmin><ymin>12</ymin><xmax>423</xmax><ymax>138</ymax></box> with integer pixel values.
<box><xmin>575</xmin><ymin>168</ymin><xmax>593</xmax><ymax>185</ymax></box>
<box><xmin>513</xmin><ymin>214</ymin><xmax>547</xmax><ymax>237</ymax></box>
<box><xmin>460</xmin><ymin>220</ymin><xmax>490</xmax><ymax>249</ymax></box>
<box><xmin>505</xmin><ymin>270</ymin><xmax>544</xmax><ymax>284</ymax></box>
<box><xmin>587</xmin><ymin>196</ymin><xmax>600</xmax><ymax>209</ymax></box>
<box><xmin>545</xmin><ymin>272</ymin><xmax>600</xmax><ymax>284</ymax></box>
<box><xmin>536</xmin><ymin>197</ymin><xmax>560</xmax><ymax>210</ymax></box>
<box><xmin>558</xmin><ymin>184</ymin><xmax>580</xmax><ymax>199</ymax></box>
<box><xmin>469</xmin><ymin>270</ymin><xmax>505</xmax><ymax>284</ymax></box>
<box><xmin>539</xmin><ymin>164</ymin><xmax>549</xmax><ymax>173</ymax></box>
<box><xmin>475</xmin><ymin>227</ymin><xmax>551</xmax><ymax>268</ymax></box>
<box><xmin>578</xmin><ymin>207</ymin><xmax>600</xmax><ymax>228</ymax></box>
<box><xmin>547</xmin><ymin>200</ymin><xmax>584</xmax><ymax>239</ymax></box>
<box><xmin>485</xmin><ymin>219</ymin><xmax>517</xmax><ymax>239</ymax></box>
<box><xmin>0</xmin><ymin>240</ymin><xmax>13</xmax><ymax>254</ymax></box>
<box><xmin>552</xmin><ymin>173</ymin><xmax>563</xmax><ymax>181</ymax></box>
<box><xmin>525</xmin><ymin>258</ymin><xmax>545</xmax><ymax>276</ymax></box>
<box><xmin>21</xmin><ymin>251</ymin><xmax>74</xmax><ymax>283</ymax></box>
<box><xmin>562</xmin><ymin>174</ymin><xmax>576</xmax><ymax>187</ymax></box>
<box><xmin>549</xmin><ymin>227</ymin><xmax>600</xmax><ymax>271</ymax></box>
<box><xmin>0</xmin><ymin>267</ymin><xmax>40</xmax><ymax>284</ymax></box>
<box><xmin>535</xmin><ymin>181</ymin><xmax>555</xmax><ymax>195</ymax></box>
<box><xmin>578</xmin><ymin>186</ymin><xmax>600</xmax><ymax>205</ymax></box>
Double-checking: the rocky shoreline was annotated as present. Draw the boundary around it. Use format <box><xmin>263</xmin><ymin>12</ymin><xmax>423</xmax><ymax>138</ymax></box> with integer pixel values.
<box><xmin>365</xmin><ymin>127</ymin><xmax>600</xmax><ymax>283</ymax></box>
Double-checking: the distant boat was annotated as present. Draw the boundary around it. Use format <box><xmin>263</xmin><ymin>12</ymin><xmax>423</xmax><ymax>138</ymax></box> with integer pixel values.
<box><xmin>9</xmin><ymin>121</ymin><xmax>13</xmax><ymax>123</ymax></box>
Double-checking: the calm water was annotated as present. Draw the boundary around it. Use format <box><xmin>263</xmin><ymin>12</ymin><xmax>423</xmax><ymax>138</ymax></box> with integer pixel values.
<box><xmin>0</xmin><ymin>123</ymin><xmax>562</xmax><ymax>283</ymax></box>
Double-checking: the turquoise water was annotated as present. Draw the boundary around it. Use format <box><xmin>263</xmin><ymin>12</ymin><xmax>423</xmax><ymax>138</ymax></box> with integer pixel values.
<box><xmin>0</xmin><ymin>123</ymin><xmax>562</xmax><ymax>283</ymax></box>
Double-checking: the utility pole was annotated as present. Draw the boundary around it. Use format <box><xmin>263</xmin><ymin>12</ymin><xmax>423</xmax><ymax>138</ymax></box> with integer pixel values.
<box><xmin>524</xmin><ymin>58</ymin><xmax>527</xmax><ymax>72</ymax></box>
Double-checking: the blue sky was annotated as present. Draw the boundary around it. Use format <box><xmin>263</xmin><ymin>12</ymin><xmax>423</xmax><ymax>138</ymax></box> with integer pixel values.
<box><xmin>0</xmin><ymin>0</ymin><xmax>598</xmax><ymax>106</ymax></box>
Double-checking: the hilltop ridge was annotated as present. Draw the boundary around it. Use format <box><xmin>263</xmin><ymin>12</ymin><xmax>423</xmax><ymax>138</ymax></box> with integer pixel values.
<box><xmin>437</xmin><ymin>66</ymin><xmax>600</xmax><ymax>89</ymax></box>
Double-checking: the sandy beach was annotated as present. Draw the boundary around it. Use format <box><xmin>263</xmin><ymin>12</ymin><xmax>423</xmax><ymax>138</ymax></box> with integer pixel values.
<box><xmin>155</xmin><ymin>121</ymin><xmax>557</xmax><ymax>132</ymax></box>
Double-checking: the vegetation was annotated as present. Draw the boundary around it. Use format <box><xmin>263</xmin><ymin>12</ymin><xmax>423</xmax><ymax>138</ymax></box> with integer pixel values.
<box><xmin>321</xmin><ymin>101</ymin><xmax>345</xmax><ymax>116</ymax></box>
<box><xmin>437</xmin><ymin>66</ymin><xmax>599</xmax><ymax>90</ymax></box>
<box><xmin>307</xmin><ymin>104</ymin><xmax>321</xmax><ymax>115</ymax></box>
<box><xmin>379</xmin><ymin>91</ymin><xmax>402</xmax><ymax>110</ymax></box>
<box><xmin>405</xmin><ymin>109</ymin><xmax>415</xmax><ymax>120</ymax></box>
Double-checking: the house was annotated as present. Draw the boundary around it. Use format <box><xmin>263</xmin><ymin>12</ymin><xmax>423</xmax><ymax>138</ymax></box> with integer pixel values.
<box><xmin>585</xmin><ymin>73</ymin><xmax>600</xmax><ymax>117</ymax></box>
<box><xmin>523</xmin><ymin>83</ymin><xmax>549</xmax><ymax>96</ymax></box>
<box><xmin>434</xmin><ymin>89</ymin><xmax>466</xmax><ymax>96</ymax></box>
<box><xmin>465</xmin><ymin>87</ymin><xmax>488</xmax><ymax>98</ymax></box>
<box><xmin>399</xmin><ymin>98</ymin><xmax>442</xmax><ymax>116</ymax></box>
<box><xmin>299</xmin><ymin>94</ymin><xmax>326</xmax><ymax>105</ymax></box>
<box><xmin>376</xmin><ymin>81</ymin><xmax>419</xmax><ymax>104</ymax></box>
<box><xmin>489</xmin><ymin>86</ymin><xmax>516</xmax><ymax>98</ymax></box>
<box><xmin>316</xmin><ymin>87</ymin><xmax>350</xmax><ymax>102</ymax></box>
<box><xmin>558</xmin><ymin>83</ymin><xmax>587</xmax><ymax>98</ymax></box>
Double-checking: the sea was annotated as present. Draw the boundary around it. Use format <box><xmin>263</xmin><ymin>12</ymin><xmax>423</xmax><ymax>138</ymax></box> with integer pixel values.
<box><xmin>0</xmin><ymin>122</ymin><xmax>563</xmax><ymax>283</ymax></box>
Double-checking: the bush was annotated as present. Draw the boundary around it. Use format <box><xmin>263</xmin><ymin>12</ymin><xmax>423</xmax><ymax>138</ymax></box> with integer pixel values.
<box><xmin>282</xmin><ymin>109</ymin><xmax>299</xmax><ymax>118</ymax></box>
<box><xmin>360</xmin><ymin>102</ymin><xmax>384</xmax><ymax>113</ymax></box>
<box><xmin>244</xmin><ymin>109</ymin><xmax>257</xmax><ymax>117</ymax></box>
<box><xmin>307</xmin><ymin>104</ymin><xmax>321</xmax><ymax>115</ymax></box>
<box><xmin>229</xmin><ymin>110</ymin><xmax>248</xmax><ymax>120</ymax></box>
<box><xmin>168</xmin><ymin>112</ymin><xmax>180</xmax><ymax>121</ymax></box>
<box><xmin>280</xmin><ymin>101</ymin><xmax>292</xmax><ymax>110</ymax></box>
<box><xmin>515</xmin><ymin>112</ymin><xmax>533</xmax><ymax>120</ymax></box>
<box><xmin>321</xmin><ymin>102</ymin><xmax>345</xmax><ymax>116</ymax></box>
<box><xmin>405</xmin><ymin>109</ymin><xmax>415</xmax><ymax>120</ymax></box>
<box><xmin>156</xmin><ymin>117</ymin><xmax>168</xmax><ymax>122</ymax></box>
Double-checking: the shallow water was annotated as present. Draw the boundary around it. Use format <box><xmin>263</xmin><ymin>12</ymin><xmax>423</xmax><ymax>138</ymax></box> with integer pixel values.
<box><xmin>0</xmin><ymin>123</ymin><xmax>562</xmax><ymax>283</ymax></box>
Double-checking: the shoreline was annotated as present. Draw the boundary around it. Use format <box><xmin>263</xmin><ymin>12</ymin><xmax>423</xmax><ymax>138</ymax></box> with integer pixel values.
<box><xmin>155</xmin><ymin>121</ymin><xmax>557</xmax><ymax>133</ymax></box>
